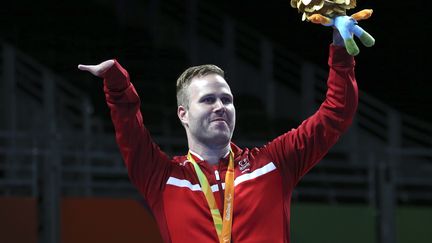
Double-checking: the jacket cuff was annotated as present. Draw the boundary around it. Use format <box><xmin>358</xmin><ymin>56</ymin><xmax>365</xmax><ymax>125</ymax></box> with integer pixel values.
<box><xmin>103</xmin><ymin>59</ymin><xmax>130</xmax><ymax>92</ymax></box>
<box><xmin>328</xmin><ymin>44</ymin><xmax>355</xmax><ymax>67</ymax></box>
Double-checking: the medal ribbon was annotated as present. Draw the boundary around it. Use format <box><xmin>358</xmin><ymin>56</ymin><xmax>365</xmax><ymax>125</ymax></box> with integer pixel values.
<box><xmin>187</xmin><ymin>151</ymin><xmax>235</xmax><ymax>243</ymax></box>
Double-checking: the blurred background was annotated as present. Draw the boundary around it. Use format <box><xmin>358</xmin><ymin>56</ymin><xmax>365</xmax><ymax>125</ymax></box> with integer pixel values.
<box><xmin>0</xmin><ymin>0</ymin><xmax>431</xmax><ymax>242</ymax></box>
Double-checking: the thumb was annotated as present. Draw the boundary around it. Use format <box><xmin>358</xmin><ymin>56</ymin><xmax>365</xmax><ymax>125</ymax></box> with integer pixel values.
<box><xmin>77</xmin><ymin>64</ymin><xmax>102</xmax><ymax>77</ymax></box>
<box><xmin>77</xmin><ymin>64</ymin><xmax>92</xmax><ymax>71</ymax></box>
<box><xmin>78</xmin><ymin>64</ymin><xmax>100</xmax><ymax>77</ymax></box>
<box><xmin>77</xmin><ymin>60</ymin><xmax>115</xmax><ymax>77</ymax></box>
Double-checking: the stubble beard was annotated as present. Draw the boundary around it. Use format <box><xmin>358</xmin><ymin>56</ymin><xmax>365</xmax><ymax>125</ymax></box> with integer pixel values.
<box><xmin>204</xmin><ymin>126</ymin><xmax>232</xmax><ymax>147</ymax></box>
<box><xmin>196</xmin><ymin>122</ymin><xmax>233</xmax><ymax>148</ymax></box>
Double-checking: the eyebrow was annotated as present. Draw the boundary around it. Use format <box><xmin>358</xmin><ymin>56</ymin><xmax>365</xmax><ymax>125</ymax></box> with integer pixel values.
<box><xmin>199</xmin><ymin>93</ymin><xmax>233</xmax><ymax>99</ymax></box>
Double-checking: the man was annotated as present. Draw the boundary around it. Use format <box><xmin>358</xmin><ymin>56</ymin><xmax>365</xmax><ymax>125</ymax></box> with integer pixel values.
<box><xmin>78</xmin><ymin>29</ymin><xmax>358</xmax><ymax>242</ymax></box>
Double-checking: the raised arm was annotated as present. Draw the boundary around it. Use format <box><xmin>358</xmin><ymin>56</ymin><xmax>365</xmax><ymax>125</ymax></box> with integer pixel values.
<box><xmin>263</xmin><ymin>31</ymin><xmax>358</xmax><ymax>188</ymax></box>
<box><xmin>78</xmin><ymin>60</ymin><xmax>171</xmax><ymax>205</ymax></box>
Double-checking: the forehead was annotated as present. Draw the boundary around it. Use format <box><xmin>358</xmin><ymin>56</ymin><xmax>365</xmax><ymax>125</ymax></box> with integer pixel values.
<box><xmin>187</xmin><ymin>74</ymin><xmax>232</xmax><ymax>97</ymax></box>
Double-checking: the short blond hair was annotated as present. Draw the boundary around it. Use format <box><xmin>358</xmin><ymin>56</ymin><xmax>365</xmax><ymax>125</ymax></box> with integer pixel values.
<box><xmin>176</xmin><ymin>64</ymin><xmax>225</xmax><ymax>108</ymax></box>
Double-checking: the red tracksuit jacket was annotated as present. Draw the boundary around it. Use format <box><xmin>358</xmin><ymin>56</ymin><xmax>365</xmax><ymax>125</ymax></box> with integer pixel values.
<box><xmin>103</xmin><ymin>45</ymin><xmax>358</xmax><ymax>242</ymax></box>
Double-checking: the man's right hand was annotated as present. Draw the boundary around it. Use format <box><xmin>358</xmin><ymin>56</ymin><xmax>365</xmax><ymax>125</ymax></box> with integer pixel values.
<box><xmin>78</xmin><ymin>60</ymin><xmax>115</xmax><ymax>77</ymax></box>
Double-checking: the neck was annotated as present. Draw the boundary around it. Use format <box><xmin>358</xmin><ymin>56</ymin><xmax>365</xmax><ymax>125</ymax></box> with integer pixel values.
<box><xmin>189</xmin><ymin>143</ymin><xmax>230</xmax><ymax>165</ymax></box>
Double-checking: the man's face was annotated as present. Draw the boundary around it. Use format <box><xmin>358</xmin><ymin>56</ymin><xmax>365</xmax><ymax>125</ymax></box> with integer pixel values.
<box><xmin>179</xmin><ymin>74</ymin><xmax>236</xmax><ymax>147</ymax></box>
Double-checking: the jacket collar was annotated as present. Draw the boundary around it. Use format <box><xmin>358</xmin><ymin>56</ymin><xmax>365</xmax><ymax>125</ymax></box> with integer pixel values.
<box><xmin>188</xmin><ymin>142</ymin><xmax>243</xmax><ymax>165</ymax></box>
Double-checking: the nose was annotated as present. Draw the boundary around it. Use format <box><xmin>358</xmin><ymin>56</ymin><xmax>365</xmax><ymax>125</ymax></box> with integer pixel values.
<box><xmin>214</xmin><ymin>99</ymin><xmax>226</xmax><ymax>114</ymax></box>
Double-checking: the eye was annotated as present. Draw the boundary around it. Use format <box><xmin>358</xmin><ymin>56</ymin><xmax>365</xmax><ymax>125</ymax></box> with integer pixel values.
<box><xmin>201</xmin><ymin>96</ymin><xmax>215</xmax><ymax>104</ymax></box>
<box><xmin>221</xmin><ymin>96</ymin><xmax>233</xmax><ymax>104</ymax></box>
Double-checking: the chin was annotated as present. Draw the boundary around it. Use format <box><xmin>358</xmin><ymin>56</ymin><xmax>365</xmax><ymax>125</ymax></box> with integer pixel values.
<box><xmin>207</xmin><ymin>132</ymin><xmax>231</xmax><ymax>145</ymax></box>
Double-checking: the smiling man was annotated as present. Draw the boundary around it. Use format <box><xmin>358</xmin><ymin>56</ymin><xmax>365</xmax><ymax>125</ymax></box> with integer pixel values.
<box><xmin>177</xmin><ymin>66</ymin><xmax>235</xmax><ymax>165</ymax></box>
<box><xmin>78</xmin><ymin>29</ymin><xmax>358</xmax><ymax>243</ymax></box>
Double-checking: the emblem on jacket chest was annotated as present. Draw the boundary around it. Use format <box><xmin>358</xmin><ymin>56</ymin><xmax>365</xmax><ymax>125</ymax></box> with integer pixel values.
<box><xmin>238</xmin><ymin>158</ymin><xmax>251</xmax><ymax>173</ymax></box>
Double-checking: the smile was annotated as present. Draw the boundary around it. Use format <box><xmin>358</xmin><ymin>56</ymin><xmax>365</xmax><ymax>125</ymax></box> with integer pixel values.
<box><xmin>211</xmin><ymin>118</ymin><xmax>228</xmax><ymax>123</ymax></box>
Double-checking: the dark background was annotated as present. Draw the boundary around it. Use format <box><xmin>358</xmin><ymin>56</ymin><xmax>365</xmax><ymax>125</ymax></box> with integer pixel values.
<box><xmin>226</xmin><ymin>0</ymin><xmax>431</xmax><ymax>123</ymax></box>
<box><xmin>1</xmin><ymin>0</ymin><xmax>431</xmax><ymax>123</ymax></box>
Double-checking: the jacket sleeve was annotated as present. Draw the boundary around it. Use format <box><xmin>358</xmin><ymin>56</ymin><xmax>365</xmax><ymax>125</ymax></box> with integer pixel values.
<box><xmin>263</xmin><ymin>45</ymin><xmax>358</xmax><ymax>188</ymax></box>
<box><xmin>103</xmin><ymin>60</ymin><xmax>171</xmax><ymax>206</ymax></box>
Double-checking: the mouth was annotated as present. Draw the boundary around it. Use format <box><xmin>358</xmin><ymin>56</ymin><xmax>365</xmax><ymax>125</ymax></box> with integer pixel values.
<box><xmin>211</xmin><ymin>118</ymin><xmax>228</xmax><ymax>124</ymax></box>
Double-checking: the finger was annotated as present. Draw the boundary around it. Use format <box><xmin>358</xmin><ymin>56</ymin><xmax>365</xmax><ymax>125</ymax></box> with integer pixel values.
<box><xmin>77</xmin><ymin>64</ymin><xmax>93</xmax><ymax>71</ymax></box>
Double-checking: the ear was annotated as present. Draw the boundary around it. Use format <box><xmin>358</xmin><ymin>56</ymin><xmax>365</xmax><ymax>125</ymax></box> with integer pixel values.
<box><xmin>177</xmin><ymin>105</ymin><xmax>188</xmax><ymax>127</ymax></box>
